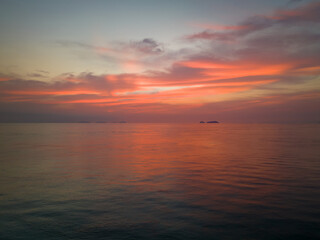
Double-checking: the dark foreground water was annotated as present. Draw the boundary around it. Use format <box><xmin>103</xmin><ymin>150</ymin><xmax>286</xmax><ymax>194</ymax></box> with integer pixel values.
<box><xmin>0</xmin><ymin>123</ymin><xmax>319</xmax><ymax>240</ymax></box>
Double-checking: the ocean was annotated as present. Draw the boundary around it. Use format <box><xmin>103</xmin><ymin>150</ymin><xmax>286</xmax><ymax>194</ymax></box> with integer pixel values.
<box><xmin>0</xmin><ymin>123</ymin><xmax>319</xmax><ymax>239</ymax></box>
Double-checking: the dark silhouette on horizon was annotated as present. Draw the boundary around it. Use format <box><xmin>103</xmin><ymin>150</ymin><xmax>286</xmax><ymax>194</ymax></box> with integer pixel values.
<box><xmin>207</xmin><ymin>121</ymin><xmax>219</xmax><ymax>123</ymax></box>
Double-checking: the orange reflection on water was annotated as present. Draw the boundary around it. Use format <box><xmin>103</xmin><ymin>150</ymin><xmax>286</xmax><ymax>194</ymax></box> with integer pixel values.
<box><xmin>8</xmin><ymin>123</ymin><xmax>316</xmax><ymax>215</ymax></box>
<box><xmin>1</xmin><ymin>123</ymin><xmax>319</xmax><ymax>239</ymax></box>
<box><xmin>60</xmin><ymin>124</ymin><xmax>286</xmax><ymax>209</ymax></box>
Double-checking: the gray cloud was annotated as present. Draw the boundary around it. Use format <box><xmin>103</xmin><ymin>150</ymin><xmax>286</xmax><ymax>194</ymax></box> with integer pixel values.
<box><xmin>129</xmin><ymin>38</ymin><xmax>164</xmax><ymax>55</ymax></box>
<box><xmin>187</xmin><ymin>1</ymin><xmax>320</xmax><ymax>41</ymax></box>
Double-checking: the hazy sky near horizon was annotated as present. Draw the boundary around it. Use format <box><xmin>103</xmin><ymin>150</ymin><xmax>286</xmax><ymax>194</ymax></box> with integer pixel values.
<box><xmin>0</xmin><ymin>0</ymin><xmax>319</xmax><ymax>122</ymax></box>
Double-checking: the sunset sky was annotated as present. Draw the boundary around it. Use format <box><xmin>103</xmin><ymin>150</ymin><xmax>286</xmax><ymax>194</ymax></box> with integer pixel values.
<box><xmin>0</xmin><ymin>0</ymin><xmax>319</xmax><ymax>123</ymax></box>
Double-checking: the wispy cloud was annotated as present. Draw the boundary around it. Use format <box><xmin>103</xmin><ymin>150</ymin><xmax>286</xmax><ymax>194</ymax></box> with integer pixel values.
<box><xmin>187</xmin><ymin>1</ymin><xmax>320</xmax><ymax>41</ymax></box>
<box><xmin>57</xmin><ymin>38</ymin><xmax>168</xmax><ymax>73</ymax></box>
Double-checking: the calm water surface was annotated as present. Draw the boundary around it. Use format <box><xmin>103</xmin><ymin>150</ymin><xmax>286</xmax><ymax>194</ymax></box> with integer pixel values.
<box><xmin>0</xmin><ymin>123</ymin><xmax>319</xmax><ymax>240</ymax></box>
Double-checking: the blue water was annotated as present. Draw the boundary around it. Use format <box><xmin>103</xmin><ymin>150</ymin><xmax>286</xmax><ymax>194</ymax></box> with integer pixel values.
<box><xmin>0</xmin><ymin>123</ymin><xmax>319</xmax><ymax>239</ymax></box>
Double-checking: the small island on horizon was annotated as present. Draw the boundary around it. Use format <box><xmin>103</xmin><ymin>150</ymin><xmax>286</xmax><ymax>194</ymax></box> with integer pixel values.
<box><xmin>200</xmin><ymin>121</ymin><xmax>219</xmax><ymax>123</ymax></box>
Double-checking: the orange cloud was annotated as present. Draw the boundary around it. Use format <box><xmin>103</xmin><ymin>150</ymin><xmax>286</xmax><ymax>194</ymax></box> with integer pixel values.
<box><xmin>3</xmin><ymin>90</ymin><xmax>100</xmax><ymax>96</ymax></box>
<box><xmin>180</xmin><ymin>60</ymin><xmax>290</xmax><ymax>76</ymax></box>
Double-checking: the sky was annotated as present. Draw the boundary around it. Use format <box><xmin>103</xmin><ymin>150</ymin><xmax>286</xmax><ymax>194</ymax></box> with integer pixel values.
<box><xmin>0</xmin><ymin>0</ymin><xmax>319</xmax><ymax>123</ymax></box>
